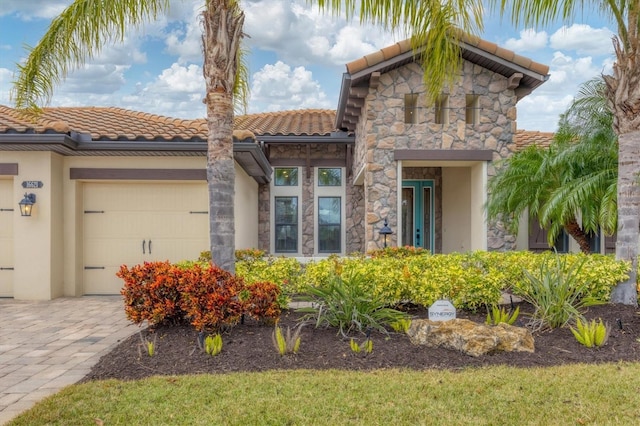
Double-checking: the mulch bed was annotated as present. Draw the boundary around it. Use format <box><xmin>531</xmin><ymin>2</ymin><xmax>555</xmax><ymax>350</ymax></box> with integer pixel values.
<box><xmin>83</xmin><ymin>303</ymin><xmax>640</xmax><ymax>382</ymax></box>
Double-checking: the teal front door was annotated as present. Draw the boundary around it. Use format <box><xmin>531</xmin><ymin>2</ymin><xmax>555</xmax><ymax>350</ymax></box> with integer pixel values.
<box><xmin>401</xmin><ymin>180</ymin><xmax>434</xmax><ymax>252</ymax></box>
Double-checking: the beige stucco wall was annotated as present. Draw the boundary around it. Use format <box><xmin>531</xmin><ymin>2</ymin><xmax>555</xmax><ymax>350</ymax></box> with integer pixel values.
<box><xmin>3</xmin><ymin>153</ymin><xmax>259</xmax><ymax>299</ymax></box>
<box><xmin>2</xmin><ymin>151</ymin><xmax>63</xmax><ymax>299</ymax></box>
<box><xmin>470</xmin><ymin>162</ymin><xmax>487</xmax><ymax>251</ymax></box>
<box><xmin>234</xmin><ymin>162</ymin><xmax>259</xmax><ymax>250</ymax></box>
<box><xmin>442</xmin><ymin>168</ymin><xmax>471</xmax><ymax>253</ymax></box>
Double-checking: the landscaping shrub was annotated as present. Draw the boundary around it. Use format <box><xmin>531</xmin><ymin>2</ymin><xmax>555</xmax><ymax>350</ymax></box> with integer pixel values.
<box><xmin>242</xmin><ymin>281</ymin><xmax>283</xmax><ymax>322</ymax></box>
<box><xmin>119</xmin><ymin>261</ymin><xmax>283</xmax><ymax>332</ymax></box>
<box><xmin>177</xmin><ymin>263</ymin><xmax>248</xmax><ymax>332</ymax></box>
<box><xmin>118</xmin><ymin>261</ymin><xmax>184</xmax><ymax>326</ymax></box>
<box><xmin>236</xmin><ymin>254</ymin><xmax>303</xmax><ymax>297</ymax></box>
<box><xmin>514</xmin><ymin>253</ymin><xmax>605</xmax><ymax>330</ymax></box>
<box><xmin>298</xmin><ymin>272</ymin><xmax>409</xmax><ymax>336</ymax></box>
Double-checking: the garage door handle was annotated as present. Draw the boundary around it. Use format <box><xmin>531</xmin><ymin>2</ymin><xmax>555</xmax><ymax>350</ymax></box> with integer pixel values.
<box><xmin>142</xmin><ymin>240</ymin><xmax>146</xmax><ymax>254</ymax></box>
<box><xmin>149</xmin><ymin>240</ymin><xmax>152</xmax><ymax>254</ymax></box>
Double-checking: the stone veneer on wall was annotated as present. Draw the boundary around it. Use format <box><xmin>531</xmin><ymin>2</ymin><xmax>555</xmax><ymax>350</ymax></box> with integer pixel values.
<box><xmin>355</xmin><ymin>60</ymin><xmax>520</xmax><ymax>252</ymax></box>
<box><xmin>258</xmin><ymin>143</ymin><xmax>351</xmax><ymax>256</ymax></box>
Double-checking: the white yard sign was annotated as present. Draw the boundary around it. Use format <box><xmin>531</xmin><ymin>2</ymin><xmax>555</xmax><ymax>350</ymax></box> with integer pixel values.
<box><xmin>428</xmin><ymin>300</ymin><xmax>456</xmax><ymax>321</ymax></box>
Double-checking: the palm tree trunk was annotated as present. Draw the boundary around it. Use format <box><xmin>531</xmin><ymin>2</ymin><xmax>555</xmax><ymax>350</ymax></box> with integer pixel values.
<box><xmin>563</xmin><ymin>219</ymin><xmax>592</xmax><ymax>254</ymax></box>
<box><xmin>605</xmin><ymin>26</ymin><xmax>640</xmax><ymax>305</ymax></box>
<box><xmin>610</xmin><ymin>130</ymin><xmax>640</xmax><ymax>305</ymax></box>
<box><xmin>202</xmin><ymin>0</ymin><xmax>244</xmax><ymax>273</ymax></box>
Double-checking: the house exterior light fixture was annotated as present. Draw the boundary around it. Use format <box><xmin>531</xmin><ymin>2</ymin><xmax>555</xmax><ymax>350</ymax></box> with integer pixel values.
<box><xmin>379</xmin><ymin>218</ymin><xmax>392</xmax><ymax>248</ymax></box>
<box><xmin>18</xmin><ymin>193</ymin><xmax>36</xmax><ymax>217</ymax></box>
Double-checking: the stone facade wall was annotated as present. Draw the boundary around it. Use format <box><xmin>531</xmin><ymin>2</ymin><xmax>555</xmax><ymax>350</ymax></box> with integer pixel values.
<box><xmin>258</xmin><ymin>143</ymin><xmax>351</xmax><ymax>256</ymax></box>
<box><xmin>358</xmin><ymin>60</ymin><xmax>520</xmax><ymax>252</ymax></box>
<box><xmin>345</xmin><ymin>175</ymin><xmax>365</xmax><ymax>253</ymax></box>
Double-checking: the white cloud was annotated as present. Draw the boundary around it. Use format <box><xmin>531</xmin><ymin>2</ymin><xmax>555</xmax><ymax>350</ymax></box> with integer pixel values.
<box><xmin>517</xmin><ymin>93</ymin><xmax>574</xmax><ymax>132</ymax></box>
<box><xmin>549</xmin><ymin>24</ymin><xmax>615</xmax><ymax>56</ymax></box>
<box><xmin>243</xmin><ymin>0</ymin><xmax>395</xmax><ymax>67</ymax></box>
<box><xmin>250</xmin><ymin>61</ymin><xmax>331</xmax><ymax>111</ymax></box>
<box><xmin>503</xmin><ymin>29</ymin><xmax>548</xmax><ymax>52</ymax></box>
<box><xmin>0</xmin><ymin>0</ymin><xmax>70</xmax><ymax>20</ymax></box>
<box><xmin>517</xmin><ymin>50</ymin><xmax>608</xmax><ymax>131</ymax></box>
<box><xmin>0</xmin><ymin>68</ymin><xmax>14</xmax><ymax>105</ymax></box>
<box><xmin>54</xmin><ymin>64</ymin><xmax>129</xmax><ymax>95</ymax></box>
<box><xmin>117</xmin><ymin>63</ymin><xmax>206</xmax><ymax>118</ymax></box>
<box><xmin>163</xmin><ymin>2</ymin><xmax>205</xmax><ymax>63</ymax></box>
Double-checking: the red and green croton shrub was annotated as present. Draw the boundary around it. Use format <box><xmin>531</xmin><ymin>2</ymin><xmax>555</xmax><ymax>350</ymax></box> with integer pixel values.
<box><xmin>118</xmin><ymin>261</ymin><xmax>184</xmax><ymax>326</ymax></box>
<box><xmin>119</xmin><ymin>261</ymin><xmax>283</xmax><ymax>332</ymax></box>
<box><xmin>242</xmin><ymin>281</ymin><xmax>282</xmax><ymax>322</ymax></box>
<box><xmin>177</xmin><ymin>263</ymin><xmax>247</xmax><ymax>332</ymax></box>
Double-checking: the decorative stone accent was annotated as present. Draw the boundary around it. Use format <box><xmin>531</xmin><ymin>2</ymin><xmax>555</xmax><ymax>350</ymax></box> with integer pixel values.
<box><xmin>353</xmin><ymin>59</ymin><xmax>520</xmax><ymax>251</ymax></box>
<box><xmin>258</xmin><ymin>143</ymin><xmax>351</xmax><ymax>256</ymax></box>
<box><xmin>407</xmin><ymin>318</ymin><xmax>535</xmax><ymax>357</ymax></box>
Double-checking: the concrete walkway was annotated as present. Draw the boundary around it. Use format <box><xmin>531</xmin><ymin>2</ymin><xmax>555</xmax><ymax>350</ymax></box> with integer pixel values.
<box><xmin>0</xmin><ymin>296</ymin><xmax>138</xmax><ymax>425</ymax></box>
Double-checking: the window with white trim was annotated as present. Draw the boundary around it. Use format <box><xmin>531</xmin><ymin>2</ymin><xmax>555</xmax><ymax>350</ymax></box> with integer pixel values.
<box><xmin>315</xmin><ymin>167</ymin><xmax>345</xmax><ymax>254</ymax></box>
<box><xmin>271</xmin><ymin>167</ymin><xmax>301</xmax><ymax>254</ymax></box>
<box><xmin>274</xmin><ymin>196</ymin><xmax>298</xmax><ymax>253</ymax></box>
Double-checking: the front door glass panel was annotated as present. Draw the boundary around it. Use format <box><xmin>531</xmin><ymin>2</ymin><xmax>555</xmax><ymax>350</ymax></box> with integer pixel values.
<box><xmin>401</xmin><ymin>180</ymin><xmax>434</xmax><ymax>252</ymax></box>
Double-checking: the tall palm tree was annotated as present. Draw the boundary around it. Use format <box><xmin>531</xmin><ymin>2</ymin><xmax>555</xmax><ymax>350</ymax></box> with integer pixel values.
<box><xmin>493</xmin><ymin>0</ymin><xmax>640</xmax><ymax>305</ymax></box>
<box><xmin>318</xmin><ymin>0</ymin><xmax>639</xmax><ymax>304</ymax></box>
<box><xmin>12</xmin><ymin>0</ymin><xmax>248</xmax><ymax>273</ymax></box>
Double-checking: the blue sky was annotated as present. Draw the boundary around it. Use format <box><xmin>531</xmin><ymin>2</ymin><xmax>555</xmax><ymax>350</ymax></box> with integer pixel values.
<box><xmin>0</xmin><ymin>0</ymin><xmax>616</xmax><ymax>132</ymax></box>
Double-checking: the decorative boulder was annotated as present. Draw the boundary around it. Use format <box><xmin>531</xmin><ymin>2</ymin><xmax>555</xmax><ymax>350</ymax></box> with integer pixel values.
<box><xmin>407</xmin><ymin>319</ymin><xmax>535</xmax><ymax>357</ymax></box>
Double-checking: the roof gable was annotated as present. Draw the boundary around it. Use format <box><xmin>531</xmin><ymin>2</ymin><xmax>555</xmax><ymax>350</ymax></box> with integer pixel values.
<box><xmin>336</xmin><ymin>35</ymin><xmax>550</xmax><ymax>131</ymax></box>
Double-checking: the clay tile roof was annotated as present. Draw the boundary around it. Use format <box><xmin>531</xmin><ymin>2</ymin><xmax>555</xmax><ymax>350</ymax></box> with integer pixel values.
<box><xmin>345</xmin><ymin>34</ymin><xmax>550</xmax><ymax>77</ymax></box>
<box><xmin>234</xmin><ymin>109</ymin><xmax>337</xmax><ymax>136</ymax></box>
<box><xmin>515</xmin><ymin>129</ymin><xmax>555</xmax><ymax>149</ymax></box>
<box><xmin>0</xmin><ymin>105</ymin><xmax>208</xmax><ymax>141</ymax></box>
<box><xmin>0</xmin><ymin>106</ymin><xmax>338</xmax><ymax>140</ymax></box>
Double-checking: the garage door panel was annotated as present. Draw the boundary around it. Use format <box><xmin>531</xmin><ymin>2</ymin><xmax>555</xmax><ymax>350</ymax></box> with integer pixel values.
<box><xmin>84</xmin><ymin>237</ymin><xmax>144</xmax><ymax>267</ymax></box>
<box><xmin>0</xmin><ymin>180</ymin><xmax>13</xmax><ymax>297</ymax></box>
<box><xmin>83</xmin><ymin>182</ymin><xmax>209</xmax><ymax>295</ymax></box>
<box><xmin>84</xmin><ymin>267</ymin><xmax>124</xmax><ymax>295</ymax></box>
<box><xmin>146</xmin><ymin>237</ymin><xmax>209</xmax><ymax>263</ymax></box>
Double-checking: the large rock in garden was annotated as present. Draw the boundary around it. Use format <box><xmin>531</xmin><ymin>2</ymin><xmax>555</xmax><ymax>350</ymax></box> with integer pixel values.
<box><xmin>407</xmin><ymin>319</ymin><xmax>535</xmax><ymax>357</ymax></box>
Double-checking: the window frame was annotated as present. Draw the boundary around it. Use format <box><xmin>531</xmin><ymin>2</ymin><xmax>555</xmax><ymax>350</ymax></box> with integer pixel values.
<box><xmin>314</xmin><ymin>167</ymin><xmax>345</xmax><ymax>255</ymax></box>
<box><xmin>271</xmin><ymin>167</ymin><xmax>302</xmax><ymax>255</ymax></box>
<box><xmin>317</xmin><ymin>196</ymin><xmax>342</xmax><ymax>253</ymax></box>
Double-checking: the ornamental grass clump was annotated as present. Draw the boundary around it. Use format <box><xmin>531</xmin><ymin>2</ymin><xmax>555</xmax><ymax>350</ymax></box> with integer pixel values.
<box><xmin>515</xmin><ymin>253</ymin><xmax>605</xmax><ymax>331</ymax></box>
<box><xmin>298</xmin><ymin>272</ymin><xmax>409</xmax><ymax>337</ymax></box>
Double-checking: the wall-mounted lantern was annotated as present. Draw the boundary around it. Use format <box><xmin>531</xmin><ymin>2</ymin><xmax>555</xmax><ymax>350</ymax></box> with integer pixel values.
<box><xmin>379</xmin><ymin>218</ymin><xmax>392</xmax><ymax>248</ymax></box>
<box><xmin>18</xmin><ymin>193</ymin><xmax>36</xmax><ymax>217</ymax></box>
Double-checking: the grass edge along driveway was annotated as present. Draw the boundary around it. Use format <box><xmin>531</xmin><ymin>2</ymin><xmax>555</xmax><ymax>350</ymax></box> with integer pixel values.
<box><xmin>10</xmin><ymin>363</ymin><xmax>640</xmax><ymax>425</ymax></box>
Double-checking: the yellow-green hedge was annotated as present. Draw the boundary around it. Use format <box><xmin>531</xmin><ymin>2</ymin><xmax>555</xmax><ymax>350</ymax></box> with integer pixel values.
<box><xmin>235</xmin><ymin>251</ymin><xmax>630</xmax><ymax>310</ymax></box>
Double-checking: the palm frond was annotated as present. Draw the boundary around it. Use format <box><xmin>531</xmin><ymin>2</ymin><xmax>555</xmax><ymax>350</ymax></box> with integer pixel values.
<box><xmin>11</xmin><ymin>0</ymin><xmax>170</xmax><ymax>114</ymax></box>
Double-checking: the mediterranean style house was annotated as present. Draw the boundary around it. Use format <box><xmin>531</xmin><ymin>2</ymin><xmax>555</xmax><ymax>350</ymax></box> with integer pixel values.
<box><xmin>1</xmin><ymin>35</ymin><xmax>589</xmax><ymax>300</ymax></box>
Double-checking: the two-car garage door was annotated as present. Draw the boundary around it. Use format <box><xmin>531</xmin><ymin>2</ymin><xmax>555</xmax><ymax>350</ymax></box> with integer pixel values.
<box><xmin>83</xmin><ymin>182</ymin><xmax>209</xmax><ymax>294</ymax></box>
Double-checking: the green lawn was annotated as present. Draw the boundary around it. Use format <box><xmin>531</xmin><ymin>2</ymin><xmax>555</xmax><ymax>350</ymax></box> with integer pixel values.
<box><xmin>10</xmin><ymin>363</ymin><xmax>640</xmax><ymax>425</ymax></box>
